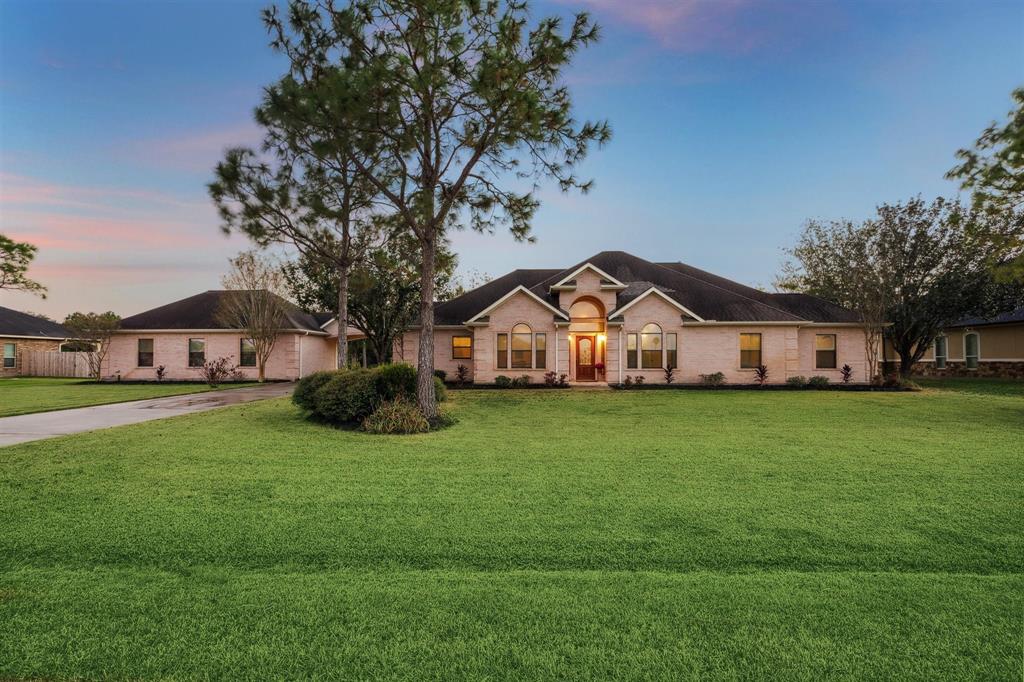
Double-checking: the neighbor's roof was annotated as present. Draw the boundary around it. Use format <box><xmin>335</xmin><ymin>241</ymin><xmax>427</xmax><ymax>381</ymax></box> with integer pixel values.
<box><xmin>119</xmin><ymin>290</ymin><xmax>329</xmax><ymax>332</ymax></box>
<box><xmin>949</xmin><ymin>305</ymin><xmax>1024</xmax><ymax>328</ymax></box>
<box><xmin>424</xmin><ymin>251</ymin><xmax>860</xmax><ymax>326</ymax></box>
<box><xmin>0</xmin><ymin>305</ymin><xmax>73</xmax><ymax>339</ymax></box>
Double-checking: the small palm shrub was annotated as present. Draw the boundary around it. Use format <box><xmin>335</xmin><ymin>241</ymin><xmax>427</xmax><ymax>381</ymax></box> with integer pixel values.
<box><xmin>455</xmin><ymin>364</ymin><xmax>470</xmax><ymax>385</ymax></box>
<box><xmin>558</xmin><ymin>373</ymin><xmax>568</xmax><ymax>387</ymax></box>
<box><xmin>754</xmin><ymin>365</ymin><xmax>768</xmax><ymax>386</ymax></box>
<box><xmin>623</xmin><ymin>376</ymin><xmax>633</xmax><ymax>388</ymax></box>
<box><xmin>543</xmin><ymin>371</ymin><xmax>558</xmax><ymax>387</ymax></box>
<box><xmin>664</xmin><ymin>365</ymin><xmax>675</xmax><ymax>384</ymax></box>
<box><xmin>494</xmin><ymin>375</ymin><xmax>513</xmax><ymax>388</ymax></box>
<box><xmin>700</xmin><ymin>372</ymin><xmax>725</xmax><ymax>386</ymax></box>
<box><xmin>293</xmin><ymin>370</ymin><xmax>338</xmax><ymax>412</ymax></box>
<box><xmin>808</xmin><ymin>375</ymin><xmax>830</xmax><ymax>388</ymax></box>
<box><xmin>362</xmin><ymin>398</ymin><xmax>430</xmax><ymax>434</ymax></box>
<box><xmin>155</xmin><ymin>365</ymin><xmax>167</xmax><ymax>382</ymax></box>
<box><xmin>786</xmin><ymin>375</ymin><xmax>808</xmax><ymax>387</ymax></box>
<box><xmin>633</xmin><ymin>375</ymin><xmax>645</xmax><ymax>385</ymax></box>
<box><xmin>840</xmin><ymin>364</ymin><xmax>853</xmax><ymax>383</ymax></box>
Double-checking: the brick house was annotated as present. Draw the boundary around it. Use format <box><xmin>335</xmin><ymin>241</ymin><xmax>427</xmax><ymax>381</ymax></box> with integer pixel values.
<box><xmin>394</xmin><ymin>251</ymin><xmax>872</xmax><ymax>385</ymax></box>
<box><xmin>0</xmin><ymin>306</ymin><xmax>74</xmax><ymax>377</ymax></box>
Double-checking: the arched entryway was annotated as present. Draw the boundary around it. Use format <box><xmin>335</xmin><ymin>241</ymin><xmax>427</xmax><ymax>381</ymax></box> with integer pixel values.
<box><xmin>568</xmin><ymin>297</ymin><xmax>606</xmax><ymax>381</ymax></box>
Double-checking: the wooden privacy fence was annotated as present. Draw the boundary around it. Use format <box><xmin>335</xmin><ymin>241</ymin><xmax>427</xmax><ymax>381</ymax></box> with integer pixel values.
<box><xmin>22</xmin><ymin>351</ymin><xmax>92</xmax><ymax>378</ymax></box>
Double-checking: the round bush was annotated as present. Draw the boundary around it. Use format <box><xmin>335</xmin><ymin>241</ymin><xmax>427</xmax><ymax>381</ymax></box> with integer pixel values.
<box><xmin>362</xmin><ymin>398</ymin><xmax>430</xmax><ymax>434</ymax></box>
<box><xmin>292</xmin><ymin>370</ymin><xmax>337</xmax><ymax>412</ymax></box>
<box><xmin>434</xmin><ymin>376</ymin><xmax>447</xmax><ymax>402</ymax></box>
<box><xmin>375</xmin><ymin>363</ymin><xmax>418</xmax><ymax>402</ymax></box>
<box><xmin>312</xmin><ymin>368</ymin><xmax>378</xmax><ymax>424</ymax></box>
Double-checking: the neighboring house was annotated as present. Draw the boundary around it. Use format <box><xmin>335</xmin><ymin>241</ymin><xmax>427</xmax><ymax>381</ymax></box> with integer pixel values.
<box><xmin>394</xmin><ymin>250</ymin><xmax>870</xmax><ymax>384</ymax></box>
<box><xmin>901</xmin><ymin>305</ymin><xmax>1024</xmax><ymax>378</ymax></box>
<box><xmin>0</xmin><ymin>305</ymin><xmax>74</xmax><ymax>377</ymax></box>
<box><xmin>102</xmin><ymin>291</ymin><xmax>360</xmax><ymax>381</ymax></box>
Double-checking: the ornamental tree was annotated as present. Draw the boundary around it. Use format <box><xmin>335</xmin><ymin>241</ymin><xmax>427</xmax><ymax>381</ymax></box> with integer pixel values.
<box><xmin>216</xmin><ymin>251</ymin><xmax>288</xmax><ymax>382</ymax></box>
<box><xmin>0</xmin><ymin>234</ymin><xmax>46</xmax><ymax>298</ymax></box>
<box><xmin>63</xmin><ymin>311</ymin><xmax>121</xmax><ymax>381</ymax></box>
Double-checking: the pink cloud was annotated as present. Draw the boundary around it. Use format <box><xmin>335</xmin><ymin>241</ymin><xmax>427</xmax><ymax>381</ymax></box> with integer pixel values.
<box><xmin>560</xmin><ymin>0</ymin><xmax>838</xmax><ymax>54</ymax></box>
<box><xmin>118</xmin><ymin>121</ymin><xmax>264</xmax><ymax>172</ymax></box>
<box><xmin>0</xmin><ymin>173</ymin><xmax>206</xmax><ymax>213</ymax></box>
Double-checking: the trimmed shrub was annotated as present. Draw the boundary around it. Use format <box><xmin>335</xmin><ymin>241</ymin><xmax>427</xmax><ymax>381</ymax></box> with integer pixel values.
<box><xmin>495</xmin><ymin>375</ymin><xmax>513</xmax><ymax>388</ymax></box>
<box><xmin>786</xmin><ymin>375</ymin><xmax>808</xmax><ymax>387</ymax></box>
<box><xmin>293</xmin><ymin>370</ymin><xmax>338</xmax><ymax>412</ymax></box>
<box><xmin>376</xmin><ymin>363</ymin><xmax>418</xmax><ymax>402</ymax></box>
<box><xmin>808</xmin><ymin>375</ymin><xmax>830</xmax><ymax>388</ymax></box>
<box><xmin>433</xmin><ymin>369</ymin><xmax>447</xmax><ymax>382</ymax></box>
<box><xmin>700</xmin><ymin>372</ymin><xmax>725</xmax><ymax>386</ymax></box>
<box><xmin>543</xmin><ymin>371</ymin><xmax>558</xmax><ymax>387</ymax></box>
<box><xmin>313</xmin><ymin>369</ymin><xmax>379</xmax><ymax>423</ymax></box>
<box><xmin>512</xmin><ymin>374</ymin><xmax>532</xmax><ymax>387</ymax></box>
<box><xmin>434</xmin><ymin>376</ymin><xmax>447</xmax><ymax>402</ymax></box>
<box><xmin>362</xmin><ymin>398</ymin><xmax>430</xmax><ymax>434</ymax></box>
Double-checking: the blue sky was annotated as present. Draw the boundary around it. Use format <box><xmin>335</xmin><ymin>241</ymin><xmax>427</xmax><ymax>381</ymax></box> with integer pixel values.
<box><xmin>1</xmin><ymin>0</ymin><xmax>1022</xmax><ymax>318</ymax></box>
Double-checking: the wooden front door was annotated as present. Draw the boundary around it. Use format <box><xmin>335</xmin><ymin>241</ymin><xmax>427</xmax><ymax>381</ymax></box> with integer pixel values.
<box><xmin>576</xmin><ymin>335</ymin><xmax>596</xmax><ymax>381</ymax></box>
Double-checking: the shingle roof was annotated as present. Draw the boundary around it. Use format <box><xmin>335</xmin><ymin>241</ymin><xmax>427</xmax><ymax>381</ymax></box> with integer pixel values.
<box><xmin>419</xmin><ymin>251</ymin><xmax>861</xmax><ymax>326</ymax></box>
<box><xmin>0</xmin><ymin>306</ymin><xmax>73</xmax><ymax>339</ymax></box>
<box><xmin>120</xmin><ymin>291</ymin><xmax>327</xmax><ymax>332</ymax></box>
<box><xmin>949</xmin><ymin>305</ymin><xmax>1024</xmax><ymax>328</ymax></box>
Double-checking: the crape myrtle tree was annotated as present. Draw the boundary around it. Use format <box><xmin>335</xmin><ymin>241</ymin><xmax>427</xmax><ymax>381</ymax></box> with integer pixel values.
<box><xmin>216</xmin><ymin>250</ymin><xmax>289</xmax><ymax>382</ymax></box>
<box><xmin>263</xmin><ymin>0</ymin><xmax>611</xmax><ymax>418</ymax></box>
<box><xmin>779</xmin><ymin>197</ymin><xmax>1024</xmax><ymax>379</ymax></box>
<box><xmin>63</xmin><ymin>311</ymin><xmax>121</xmax><ymax>381</ymax></box>
<box><xmin>1</xmin><ymin>234</ymin><xmax>47</xmax><ymax>298</ymax></box>
<box><xmin>282</xmin><ymin>234</ymin><xmax>459</xmax><ymax>364</ymax></box>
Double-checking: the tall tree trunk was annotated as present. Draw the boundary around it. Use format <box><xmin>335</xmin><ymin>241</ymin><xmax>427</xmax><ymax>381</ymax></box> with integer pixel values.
<box><xmin>416</xmin><ymin>233</ymin><xmax>438</xmax><ymax>419</ymax></box>
<box><xmin>258</xmin><ymin>359</ymin><xmax>266</xmax><ymax>383</ymax></box>
<box><xmin>336</xmin><ymin>264</ymin><xmax>349</xmax><ymax>370</ymax></box>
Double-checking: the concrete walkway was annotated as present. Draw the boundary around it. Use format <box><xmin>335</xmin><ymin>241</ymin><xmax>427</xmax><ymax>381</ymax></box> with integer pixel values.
<box><xmin>0</xmin><ymin>382</ymin><xmax>294</xmax><ymax>448</ymax></box>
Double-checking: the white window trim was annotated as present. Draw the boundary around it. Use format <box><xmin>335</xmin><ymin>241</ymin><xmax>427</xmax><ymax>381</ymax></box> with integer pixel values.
<box><xmin>963</xmin><ymin>331</ymin><xmax>981</xmax><ymax>369</ymax></box>
<box><xmin>548</xmin><ymin>262</ymin><xmax>627</xmax><ymax>290</ymax></box>
<box><xmin>607</xmin><ymin>287</ymin><xmax>705</xmax><ymax>322</ymax></box>
<box><xmin>496</xmin><ymin>326</ymin><xmax>548</xmax><ymax>371</ymax></box>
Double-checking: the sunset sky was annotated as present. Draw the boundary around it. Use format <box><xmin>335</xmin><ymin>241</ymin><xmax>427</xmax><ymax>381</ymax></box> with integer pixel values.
<box><xmin>1</xmin><ymin>0</ymin><xmax>1022</xmax><ymax>319</ymax></box>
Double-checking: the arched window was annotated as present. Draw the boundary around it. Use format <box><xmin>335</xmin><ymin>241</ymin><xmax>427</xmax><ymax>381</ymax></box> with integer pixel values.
<box><xmin>640</xmin><ymin>323</ymin><xmax>662</xmax><ymax>369</ymax></box>
<box><xmin>569</xmin><ymin>298</ymin><xmax>605</xmax><ymax>333</ymax></box>
<box><xmin>511</xmin><ymin>323</ymin><xmax>533</xmax><ymax>369</ymax></box>
<box><xmin>964</xmin><ymin>332</ymin><xmax>979</xmax><ymax>370</ymax></box>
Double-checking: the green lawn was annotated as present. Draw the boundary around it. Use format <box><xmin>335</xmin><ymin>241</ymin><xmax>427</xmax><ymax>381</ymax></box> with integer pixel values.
<box><xmin>0</xmin><ymin>377</ymin><xmax>257</xmax><ymax>417</ymax></box>
<box><xmin>1</xmin><ymin>382</ymin><xmax>1021</xmax><ymax>679</ymax></box>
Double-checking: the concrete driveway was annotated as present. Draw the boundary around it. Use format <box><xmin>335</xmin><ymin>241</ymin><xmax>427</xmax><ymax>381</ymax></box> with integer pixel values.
<box><xmin>0</xmin><ymin>382</ymin><xmax>294</xmax><ymax>448</ymax></box>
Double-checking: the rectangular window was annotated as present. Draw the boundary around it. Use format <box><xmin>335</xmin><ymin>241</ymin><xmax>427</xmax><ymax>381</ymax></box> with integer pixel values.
<box><xmin>452</xmin><ymin>335</ymin><xmax>473</xmax><ymax>360</ymax></box>
<box><xmin>535</xmin><ymin>333</ymin><xmax>546</xmax><ymax>369</ymax></box>
<box><xmin>934</xmin><ymin>336</ymin><xmax>947</xmax><ymax>369</ymax></box>
<box><xmin>239</xmin><ymin>338</ymin><xmax>257</xmax><ymax>367</ymax></box>
<box><xmin>511</xmin><ymin>330</ymin><xmax>532</xmax><ymax>369</ymax></box>
<box><xmin>188</xmin><ymin>338</ymin><xmax>206</xmax><ymax>368</ymax></box>
<box><xmin>815</xmin><ymin>334</ymin><xmax>836</xmax><ymax>369</ymax></box>
<box><xmin>965</xmin><ymin>333</ymin><xmax>979</xmax><ymax>369</ymax></box>
<box><xmin>3</xmin><ymin>343</ymin><xmax>15</xmax><ymax>369</ymax></box>
<box><xmin>137</xmin><ymin>338</ymin><xmax>154</xmax><ymax>367</ymax></box>
<box><xmin>666</xmin><ymin>333</ymin><xmax>677</xmax><ymax>370</ymax></box>
<box><xmin>626</xmin><ymin>333</ymin><xmax>638</xmax><ymax>369</ymax></box>
<box><xmin>496</xmin><ymin>333</ymin><xmax>508</xmax><ymax>369</ymax></box>
<box><xmin>740</xmin><ymin>333</ymin><xmax>761</xmax><ymax>369</ymax></box>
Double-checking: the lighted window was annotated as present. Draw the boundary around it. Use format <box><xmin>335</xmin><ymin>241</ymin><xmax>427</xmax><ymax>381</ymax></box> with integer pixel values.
<box><xmin>934</xmin><ymin>336</ymin><xmax>947</xmax><ymax>369</ymax></box>
<box><xmin>496</xmin><ymin>333</ymin><xmax>508</xmax><ymax>369</ymax></box>
<box><xmin>137</xmin><ymin>339</ymin><xmax>154</xmax><ymax>367</ymax></box>
<box><xmin>535</xmin><ymin>333</ymin><xmax>546</xmax><ymax>369</ymax></box>
<box><xmin>511</xmin><ymin>323</ymin><xmax>532</xmax><ymax>369</ymax></box>
<box><xmin>815</xmin><ymin>334</ymin><xmax>836</xmax><ymax>369</ymax></box>
<box><xmin>452</xmin><ymin>335</ymin><xmax>472</xmax><ymax>360</ymax></box>
<box><xmin>626</xmin><ymin>333</ymin><xmax>638</xmax><ymax>369</ymax></box>
<box><xmin>239</xmin><ymin>338</ymin><xmax>257</xmax><ymax>367</ymax></box>
<box><xmin>666</xmin><ymin>333</ymin><xmax>677</xmax><ymax>369</ymax></box>
<box><xmin>641</xmin><ymin>323</ymin><xmax>662</xmax><ymax>369</ymax></box>
<box><xmin>188</xmin><ymin>338</ymin><xmax>206</xmax><ymax>368</ymax></box>
<box><xmin>3</xmin><ymin>342</ymin><xmax>15</xmax><ymax>369</ymax></box>
<box><xmin>740</xmin><ymin>333</ymin><xmax>761</xmax><ymax>369</ymax></box>
<box><xmin>965</xmin><ymin>332</ymin><xmax>979</xmax><ymax>369</ymax></box>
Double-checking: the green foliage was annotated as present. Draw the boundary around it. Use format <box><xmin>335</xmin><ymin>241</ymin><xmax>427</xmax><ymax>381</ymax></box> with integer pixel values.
<box><xmin>494</xmin><ymin>375</ymin><xmax>513</xmax><ymax>389</ymax></box>
<box><xmin>0</xmin><ymin>233</ymin><xmax>46</xmax><ymax>297</ymax></box>
<box><xmin>754</xmin><ymin>365</ymin><xmax>769</xmax><ymax>386</ymax></box>
<box><xmin>699</xmin><ymin>372</ymin><xmax>726</xmax><ymax>386</ymax></box>
<box><xmin>433</xmin><ymin>369</ymin><xmax>447</xmax><ymax>383</ymax></box>
<box><xmin>293</xmin><ymin>370</ymin><xmax>338</xmax><ymax>412</ymax></box>
<box><xmin>63</xmin><ymin>311</ymin><xmax>122</xmax><ymax>380</ymax></box>
<box><xmin>808</xmin><ymin>375</ymin><xmax>830</xmax><ymax>389</ymax></box>
<box><xmin>840</xmin><ymin>364</ymin><xmax>854</xmax><ymax>384</ymax></box>
<box><xmin>433</xmin><ymin>376</ymin><xmax>447</xmax><ymax>403</ymax></box>
<box><xmin>304</xmin><ymin>365</ymin><xmax>445</xmax><ymax>426</ymax></box>
<box><xmin>455</xmin><ymin>364</ymin><xmax>470</xmax><ymax>385</ymax></box>
<box><xmin>375</xmin><ymin>363</ymin><xmax>417</xmax><ymax>403</ymax></box>
<box><xmin>362</xmin><ymin>398</ymin><xmax>430</xmax><ymax>434</ymax></box>
<box><xmin>787</xmin><ymin>376</ymin><xmax>808</xmax><ymax>387</ymax></box>
<box><xmin>512</xmin><ymin>374</ymin><xmax>532</xmax><ymax>387</ymax></box>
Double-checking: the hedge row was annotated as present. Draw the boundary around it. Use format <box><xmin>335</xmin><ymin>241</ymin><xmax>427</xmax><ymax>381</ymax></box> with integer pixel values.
<box><xmin>293</xmin><ymin>364</ymin><xmax>446</xmax><ymax>427</ymax></box>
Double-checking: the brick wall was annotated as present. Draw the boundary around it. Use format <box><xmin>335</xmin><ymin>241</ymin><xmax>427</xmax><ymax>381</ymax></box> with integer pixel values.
<box><xmin>1</xmin><ymin>338</ymin><xmax>63</xmax><ymax>377</ymax></box>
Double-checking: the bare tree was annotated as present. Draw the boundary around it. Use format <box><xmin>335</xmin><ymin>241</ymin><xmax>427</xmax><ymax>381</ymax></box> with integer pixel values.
<box><xmin>63</xmin><ymin>312</ymin><xmax>121</xmax><ymax>381</ymax></box>
<box><xmin>216</xmin><ymin>251</ymin><xmax>288</xmax><ymax>383</ymax></box>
